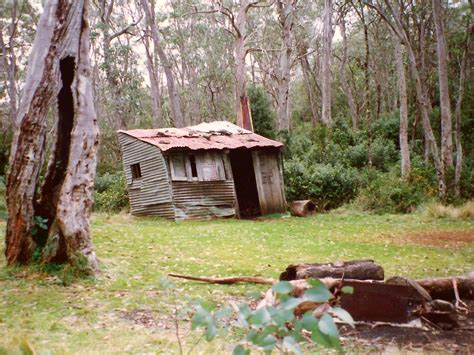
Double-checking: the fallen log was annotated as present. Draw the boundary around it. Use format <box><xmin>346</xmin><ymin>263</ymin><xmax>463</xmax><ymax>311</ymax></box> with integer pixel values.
<box><xmin>290</xmin><ymin>200</ymin><xmax>316</xmax><ymax>217</ymax></box>
<box><xmin>280</xmin><ymin>259</ymin><xmax>384</xmax><ymax>281</ymax></box>
<box><xmin>416</xmin><ymin>276</ymin><xmax>474</xmax><ymax>300</ymax></box>
<box><xmin>168</xmin><ymin>273</ymin><xmax>276</xmax><ymax>285</ymax></box>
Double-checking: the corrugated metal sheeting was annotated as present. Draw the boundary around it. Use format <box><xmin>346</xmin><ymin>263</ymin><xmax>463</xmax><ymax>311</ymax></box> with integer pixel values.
<box><xmin>118</xmin><ymin>121</ymin><xmax>282</xmax><ymax>152</ymax></box>
<box><xmin>172</xmin><ymin>180</ymin><xmax>236</xmax><ymax>220</ymax></box>
<box><xmin>118</xmin><ymin>134</ymin><xmax>175</xmax><ymax>218</ymax></box>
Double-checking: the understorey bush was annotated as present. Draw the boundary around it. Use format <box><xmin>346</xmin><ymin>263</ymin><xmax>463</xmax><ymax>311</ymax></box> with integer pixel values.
<box><xmin>93</xmin><ymin>171</ymin><xmax>128</xmax><ymax>213</ymax></box>
<box><xmin>354</xmin><ymin>167</ymin><xmax>434</xmax><ymax>214</ymax></box>
<box><xmin>284</xmin><ymin>161</ymin><xmax>362</xmax><ymax>210</ymax></box>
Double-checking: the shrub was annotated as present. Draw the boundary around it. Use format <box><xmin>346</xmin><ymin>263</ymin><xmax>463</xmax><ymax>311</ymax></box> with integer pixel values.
<box><xmin>354</xmin><ymin>169</ymin><xmax>432</xmax><ymax>213</ymax></box>
<box><xmin>346</xmin><ymin>138</ymin><xmax>398</xmax><ymax>171</ymax></box>
<box><xmin>284</xmin><ymin>161</ymin><xmax>362</xmax><ymax>210</ymax></box>
<box><xmin>93</xmin><ymin>171</ymin><xmax>128</xmax><ymax>213</ymax></box>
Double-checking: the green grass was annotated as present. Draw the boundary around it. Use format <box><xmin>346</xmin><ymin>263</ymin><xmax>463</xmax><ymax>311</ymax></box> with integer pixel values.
<box><xmin>0</xmin><ymin>211</ymin><xmax>473</xmax><ymax>353</ymax></box>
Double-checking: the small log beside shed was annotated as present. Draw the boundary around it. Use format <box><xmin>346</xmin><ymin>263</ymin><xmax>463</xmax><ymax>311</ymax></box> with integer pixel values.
<box><xmin>290</xmin><ymin>200</ymin><xmax>316</xmax><ymax>217</ymax></box>
<box><xmin>118</xmin><ymin>121</ymin><xmax>287</xmax><ymax>221</ymax></box>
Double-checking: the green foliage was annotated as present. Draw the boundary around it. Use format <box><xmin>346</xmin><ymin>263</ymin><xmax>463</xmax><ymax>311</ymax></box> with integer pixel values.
<box><xmin>190</xmin><ymin>279</ymin><xmax>353</xmax><ymax>353</ymax></box>
<box><xmin>354</xmin><ymin>167</ymin><xmax>436</xmax><ymax>214</ymax></box>
<box><xmin>93</xmin><ymin>171</ymin><xmax>128</xmax><ymax>213</ymax></box>
<box><xmin>284</xmin><ymin>161</ymin><xmax>362</xmax><ymax>210</ymax></box>
<box><xmin>31</xmin><ymin>216</ymin><xmax>48</xmax><ymax>237</ymax></box>
<box><xmin>248</xmin><ymin>85</ymin><xmax>277</xmax><ymax>139</ymax></box>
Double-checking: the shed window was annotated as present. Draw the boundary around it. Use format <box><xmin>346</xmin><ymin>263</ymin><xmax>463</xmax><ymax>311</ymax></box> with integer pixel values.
<box><xmin>130</xmin><ymin>163</ymin><xmax>142</xmax><ymax>179</ymax></box>
<box><xmin>170</xmin><ymin>154</ymin><xmax>187</xmax><ymax>181</ymax></box>
<box><xmin>190</xmin><ymin>155</ymin><xmax>198</xmax><ymax>178</ymax></box>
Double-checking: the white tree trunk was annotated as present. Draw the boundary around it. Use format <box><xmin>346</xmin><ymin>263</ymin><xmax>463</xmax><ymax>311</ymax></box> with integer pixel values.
<box><xmin>143</xmin><ymin>33</ymin><xmax>163</xmax><ymax>127</ymax></box>
<box><xmin>6</xmin><ymin>0</ymin><xmax>99</xmax><ymax>270</ymax></box>
<box><xmin>321</xmin><ymin>0</ymin><xmax>334</xmax><ymax>128</ymax></box>
<box><xmin>432</xmin><ymin>0</ymin><xmax>453</xmax><ymax>171</ymax></box>
<box><xmin>299</xmin><ymin>47</ymin><xmax>319</xmax><ymax>126</ymax></box>
<box><xmin>453</xmin><ymin>20</ymin><xmax>472</xmax><ymax>196</ymax></box>
<box><xmin>234</xmin><ymin>0</ymin><xmax>249</xmax><ymax>128</ymax></box>
<box><xmin>386</xmin><ymin>1</ymin><xmax>446</xmax><ymax>196</ymax></box>
<box><xmin>392</xmin><ymin>31</ymin><xmax>411</xmax><ymax>178</ymax></box>
<box><xmin>338</xmin><ymin>17</ymin><xmax>358</xmax><ymax>130</ymax></box>
<box><xmin>141</xmin><ymin>0</ymin><xmax>183</xmax><ymax>128</ymax></box>
<box><xmin>275</xmin><ymin>0</ymin><xmax>295</xmax><ymax>131</ymax></box>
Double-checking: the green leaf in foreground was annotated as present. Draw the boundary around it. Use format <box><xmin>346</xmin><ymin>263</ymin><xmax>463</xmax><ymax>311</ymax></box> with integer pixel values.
<box><xmin>272</xmin><ymin>281</ymin><xmax>293</xmax><ymax>295</ymax></box>
<box><xmin>319</xmin><ymin>313</ymin><xmax>339</xmax><ymax>337</ymax></box>
<box><xmin>330</xmin><ymin>306</ymin><xmax>354</xmax><ymax>326</ymax></box>
<box><xmin>303</xmin><ymin>279</ymin><xmax>332</xmax><ymax>302</ymax></box>
<box><xmin>283</xmin><ymin>336</ymin><xmax>302</xmax><ymax>355</ymax></box>
<box><xmin>233</xmin><ymin>344</ymin><xmax>250</xmax><ymax>355</ymax></box>
<box><xmin>248</xmin><ymin>307</ymin><xmax>271</xmax><ymax>326</ymax></box>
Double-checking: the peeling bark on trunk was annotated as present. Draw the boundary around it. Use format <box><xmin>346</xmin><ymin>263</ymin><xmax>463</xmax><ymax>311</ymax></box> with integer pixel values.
<box><xmin>234</xmin><ymin>0</ymin><xmax>250</xmax><ymax>129</ymax></box>
<box><xmin>432</xmin><ymin>0</ymin><xmax>454</xmax><ymax>172</ymax></box>
<box><xmin>143</xmin><ymin>33</ymin><xmax>163</xmax><ymax>127</ymax></box>
<box><xmin>453</xmin><ymin>20</ymin><xmax>472</xmax><ymax>196</ymax></box>
<box><xmin>321</xmin><ymin>0</ymin><xmax>334</xmax><ymax>128</ymax></box>
<box><xmin>338</xmin><ymin>17</ymin><xmax>359</xmax><ymax>130</ymax></box>
<box><xmin>392</xmin><ymin>31</ymin><xmax>411</xmax><ymax>178</ymax></box>
<box><xmin>56</xmin><ymin>10</ymin><xmax>99</xmax><ymax>269</ymax></box>
<box><xmin>384</xmin><ymin>1</ymin><xmax>446</xmax><ymax>196</ymax></box>
<box><xmin>299</xmin><ymin>44</ymin><xmax>319</xmax><ymax>126</ymax></box>
<box><xmin>141</xmin><ymin>0</ymin><xmax>183</xmax><ymax>128</ymax></box>
<box><xmin>275</xmin><ymin>0</ymin><xmax>295</xmax><ymax>132</ymax></box>
<box><xmin>5</xmin><ymin>0</ymin><xmax>99</xmax><ymax>271</ymax></box>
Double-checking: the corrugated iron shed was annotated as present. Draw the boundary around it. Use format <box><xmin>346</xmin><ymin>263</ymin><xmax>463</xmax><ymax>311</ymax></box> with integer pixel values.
<box><xmin>118</xmin><ymin>121</ymin><xmax>282</xmax><ymax>152</ymax></box>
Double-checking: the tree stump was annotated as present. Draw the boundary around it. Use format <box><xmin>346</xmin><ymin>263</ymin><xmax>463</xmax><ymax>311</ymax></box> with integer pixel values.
<box><xmin>280</xmin><ymin>259</ymin><xmax>384</xmax><ymax>281</ymax></box>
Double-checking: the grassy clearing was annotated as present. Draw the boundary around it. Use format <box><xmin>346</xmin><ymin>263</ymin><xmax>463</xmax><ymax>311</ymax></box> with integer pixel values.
<box><xmin>0</xmin><ymin>211</ymin><xmax>473</xmax><ymax>353</ymax></box>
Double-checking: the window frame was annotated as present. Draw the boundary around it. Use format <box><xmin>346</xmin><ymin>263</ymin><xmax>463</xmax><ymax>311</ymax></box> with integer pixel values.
<box><xmin>130</xmin><ymin>163</ymin><xmax>142</xmax><ymax>180</ymax></box>
<box><xmin>169</xmin><ymin>153</ymin><xmax>188</xmax><ymax>181</ymax></box>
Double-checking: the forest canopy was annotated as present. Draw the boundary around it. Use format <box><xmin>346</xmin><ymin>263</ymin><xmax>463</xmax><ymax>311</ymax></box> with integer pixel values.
<box><xmin>1</xmin><ymin>0</ymin><xmax>473</xmax><ymax>213</ymax></box>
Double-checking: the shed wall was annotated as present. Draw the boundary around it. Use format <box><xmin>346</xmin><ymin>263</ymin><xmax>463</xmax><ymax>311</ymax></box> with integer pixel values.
<box><xmin>118</xmin><ymin>133</ymin><xmax>174</xmax><ymax>218</ymax></box>
<box><xmin>171</xmin><ymin>180</ymin><xmax>236</xmax><ymax>220</ymax></box>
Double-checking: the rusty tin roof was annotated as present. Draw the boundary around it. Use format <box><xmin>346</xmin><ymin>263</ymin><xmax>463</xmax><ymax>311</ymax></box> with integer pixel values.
<box><xmin>118</xmin><ymin>121</ymin><xmax>283</xmax><ymax>152</ymax></box>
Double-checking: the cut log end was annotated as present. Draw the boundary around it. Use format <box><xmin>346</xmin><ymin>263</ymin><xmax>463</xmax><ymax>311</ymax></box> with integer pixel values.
<box><xmin>290</xmin><ymin>200</ymin><xmax>316</xmax><ymax>217</ymax></box>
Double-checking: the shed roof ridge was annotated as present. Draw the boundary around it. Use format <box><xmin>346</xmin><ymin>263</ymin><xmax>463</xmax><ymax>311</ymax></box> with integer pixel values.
<box><xmin>117</xmin><ymin>120</ymin><xmax>282</xmax><ymax>151</ymax></box>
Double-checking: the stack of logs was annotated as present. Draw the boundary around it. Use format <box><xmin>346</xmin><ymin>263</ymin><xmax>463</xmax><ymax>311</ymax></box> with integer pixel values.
<box><xmin>170</xmin><ymin>259</ymin><xmax>473</xmax><ymax>329</ymax></box>
<box><xmin>277</xmin><ymin>260</ymin><xmax>473</xmax><ymax>328</ymax></box>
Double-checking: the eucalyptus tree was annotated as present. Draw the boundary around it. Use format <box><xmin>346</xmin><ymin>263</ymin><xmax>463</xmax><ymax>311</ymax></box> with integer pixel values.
<box><xmin>453</xmin><ymin>6</ymin><xmax>472</xmax><ymax>196</ymax></box>
<box><xmin>337</xmin><ymin>6</ymin><xmax>359</xmax><ymax>129</ymax></box>
<box><xmin>391</xmin><ymin>28</ymin><xmax>410</xmax><ymax>178</ymax></box>
<box><xmin>0</xmin><ymin>1</ymin><xmax>37</xmax><ymax>135</ymax></box>
<box><xmin>6</xmin><ymin>0</ymin><xmax>99</xmax><ymax>270</ymax></box>
<box><xmin>432</xmin><ymin>0</ymin><xmax>453</xmax><ymax>171</ymax></box>
<box><xmin>140</xmin><ymin>0</ymin><xmax>184</xmax><ymax>128</ymax></box>
<box><xmin>320</xmin><ymin>0</ymin><xmax>334</xmax><ymax>128</ymax></box>
<box><xmin>367</xmin><ymin>0</ymin><xmax>446</xmax><ymax>196</ymax></box>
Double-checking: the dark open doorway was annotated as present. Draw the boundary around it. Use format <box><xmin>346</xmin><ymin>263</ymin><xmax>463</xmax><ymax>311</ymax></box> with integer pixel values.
<box><xmin>229</xmin><ymin>149</ymin><xmax>261</xmax><ymax>218</ymax></box>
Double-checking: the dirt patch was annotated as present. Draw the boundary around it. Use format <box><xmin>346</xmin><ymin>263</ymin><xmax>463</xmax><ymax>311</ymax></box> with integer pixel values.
<box><xmin>340</xmin><ymin>301</ymin><xmax>474</xmax><ymax>352</ymax></box>
<box><xmin>393</xmin><ymin>229</ymin><xmax>474</xmax><ymax>247</ymax></box>
<box><xmin>120</xmin><ymin>308</ymin><xmax>160</xmax><ymax>328</ymax></box>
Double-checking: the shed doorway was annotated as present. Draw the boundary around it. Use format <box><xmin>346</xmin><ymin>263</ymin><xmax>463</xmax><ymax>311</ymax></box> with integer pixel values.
<box><xmin>229</xmin><ymin>149</ymin><xmax>261</xmax><ymax>218</ymax></box>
